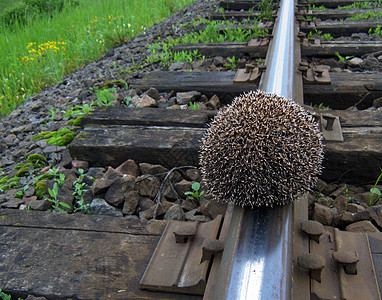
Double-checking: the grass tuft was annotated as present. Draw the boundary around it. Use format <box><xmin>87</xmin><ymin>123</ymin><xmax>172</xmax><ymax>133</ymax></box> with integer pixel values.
<box><xmin>0</xmin><ymin>0</ymin><xmax>195</xmax><ymax>116</ymax></box>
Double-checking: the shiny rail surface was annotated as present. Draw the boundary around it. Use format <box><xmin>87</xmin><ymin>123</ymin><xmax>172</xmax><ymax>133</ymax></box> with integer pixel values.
<box><xmin>211</xmin><ymin>0</ymin><xmax>297</xmax><ymax>298</ymax></box>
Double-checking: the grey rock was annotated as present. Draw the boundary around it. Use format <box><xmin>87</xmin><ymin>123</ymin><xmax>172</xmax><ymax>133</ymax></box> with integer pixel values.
<box><xmin>29</xmin><ymin>199</ymin><xmax>52</xmax><ymax>211</ymax></box>
<box><xmin>347</xmin><ymin>203</ymin><xmax>365</xmax><ymax>213</ymax></box>
<box><xmin>333</xmin><ymin>195</ymin><xmax>348</xmax><ymax>213</ymax></box>
<box><xmin>167</xmin><ymin>104</ymin><xmax>180</xmax><ymax>109</ymax></box>
<box><xmin>139</xmin><ymin>162</ymin><xmax>168</xmax><ymax>179</ymax></box>
<box><xmin>138</xmin><ymin>197</ymin><xmax>155</xmax><ymax>212</ymax></box>
<box><xmin>333</xmin><ymin>212</ymin><xmax>355</xmax><ymax>228</ymax></box>
<box><xmin>373</xmin><ymin>97</ymin><xmax>382</xmax><ymax>108</ymax></box>
<box><xmin>185</xmin><ymin>168</ymin><xmax>201</xmax><ymax>181</ymax></box>
<box><xmin>329</xmin><ymin>184</ymin><xmax>348</xmax><ymax>198</ymax></box>
<box><xmin>169</xmin><ymin>62</ymin><xmax>185</xmax><ymax>71</ymax></box>
<box><xmin>57</xmin><ymin>185</ymin><xmax>75</xmax><ymax>212</ymax></box>
<box><xmin>26</xmin><ymin>295</ymin><xmax>48</xmax><ymax>300</ymax></box>
<box><xmin>314</xmin><ymin>179</ymin><xmax>329</xmax><ymax>193</ymax></box>
<box><xmin>58</xmin><ymin>149</ymin><xmax>72</xmax><ymax>168</ymax></box>
<box><xmin>206</xmin><ymin>94</ymin><xmax>220</xmax><ymax>110</ymax></box>
<box><xmin>181</xmin><ymin>198</ymin><xmax>198</xmax><ymax>211</ymax></box>
<box><xmin>347</xmin><ymin>57</ymin><xmax>363</xmax><ymax>67</ymax></box>
<box><xmin>366</xmin><ymin>205</ymin><xmax>382</xmax><ymax>228</ymax></box>
<box><xmin>89</xmin><ymin>198</ymin><xmax>123</xmax><ymax>217</ymax></box>
<box><xmin>313</xmin><ymin>203</ymin><xmax>335</xmax><ymax>225</ymax></box>
<box><xmin>92</xmin><ymin>167</ymin><xmax>122</xmax><ymax>195</ymax></box>
<box><xmin>213</xmin><ymin>56</ymin><xmax>225</xmax><ymax>67</ymax></box>
<box><xmin>361</xmin><ymin>56</ymin><xmax>382</xmax><ymax>71</ymax></box>
<box><xmin>29</xmin><ymin>99</ymin><xmax>44</xmax><ymax>111</ymax></box>
<box><xmin>71</xmin><ymin>160</ymin><xmax>89</xmax><ymax>171</ymax></box>
<box><xmin>1</xmin><ymin>198</ymin><xmax>24</xmax><ymax>208</ymax></box>
<box><xmin>139</xmin><ymin>200</ymin><xmax>173</xmax><ymax>220</ymax></box>
<box><xmin>354</xmin><ymin>191</ymin><xmax>373</xmax><ymax>205</ymax></box>
<box><xmin>105</xmin><ymin>175</ymin><xmax>135</xmax><ymax>207</ymax></box>
<box><xmin>123</xmin><ymin>190</ymin><xmax>140</xmax><ymax>215</ymax></box>
<box><xmin>87</xmin><ymin>167</ymin><xmax>105</xmax><ymax>179</ymax></box>
<box><xmin>145</xmin><ymin>219</ymin><xmax>168</xmax><ymax>235</ymax></box>
<box><xmin>345</xmin><ymin>220</ymin><xmax>379</xmax><ymax>232</ymax></box>
<box><xmin>317</xmin><ymin>196</ymin><xmax>332</xmax><ymax>207</ymax></box>
<box><xmin>175</xmin><ymin>179</ymin><xmax>193</xmax><ymax>198</ymax></box>
<box><xmin>185</xmin><ymin>208</ymin><xmax>212</xmax><ymax>222</ymax></box>
<box><xmin>200</xmin><ymin>200</ymin><xmax>227</xmax><ymax>219</ymax></box>
<box><xmin>135</xmin><ymin>175</ymin><xmax>161</xmax><ymax>198</ymax></box>
<box><xmin>163</xmin><ymin>204</ymin><xmax>185</xmax><ymax>221</ymax></box>
<box><xmin>116</xmin><ymin>159</ymin><xmax>140</xmax><ymax>178</ymax></box>
<box><xmin>130</xmin><ymin>94</ymin><xmax>157</xmax><ymax>108</ymax></box>
<box><xmin>176</xmin><ymin>91</ymin><xmax>201</xmax><ymax>105</ymax></box>
<box><xmin>126</xmin><ymin>89</ymin><xmax>138</xmax><ymax>98</ymax></box>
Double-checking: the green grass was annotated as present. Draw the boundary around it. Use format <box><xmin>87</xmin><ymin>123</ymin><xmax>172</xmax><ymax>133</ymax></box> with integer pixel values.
<box><xmin>0</xmin><ymin>0</ymin><xmax>22</xmax><ymax>13</ymax></box>
<box><xmin>0</xmin><ymin>0</ymin><xmax>195</xmax><ymax>116</ymax></box>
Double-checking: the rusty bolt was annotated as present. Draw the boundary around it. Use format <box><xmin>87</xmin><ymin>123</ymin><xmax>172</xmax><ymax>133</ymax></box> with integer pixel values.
<box><xmin>314</xmin><ymin>68</ymin><xmax>325</xmax><ymax>77</ymax></box>
<box><xmin>245</xmin><ymin>64</ymin><xmax>255</xmax><ymax>73</ymax></box>
<box><xmin>297</xmin><ymin>32</ymin><xmax>306</xmax><ymax>42</ymax></box>
<box><xmin>173</xmin><ymin>223</ymin><xmax>197</xmax><ymax>243</ymax></box>
<box><xmin>301</xmin><ymin>220</ymin><xmax>324</xmax><ymax>243</ymax></box>
<box><xmin>298</xmin><ymin>66</ymin><xmax>309</xmax><ymax>76</ymax></box>
<box><xmin>297</xmin><ymin>253</ymin><xmax>325</xmax><ymax>283</ymax></box>
<box><xmin>201</xmin><ymin>239</ymin><xmax>225</xmax><ymax>263</ymax></box>
<box><xmin>258</xmin><ymin>64</ymin><xmax>266</xmax><ymax>72</ymax></box>
<box><xmin>332</xmin><ymin>250</ymin><xmax>359</xmax><ymax>275</ymax></box>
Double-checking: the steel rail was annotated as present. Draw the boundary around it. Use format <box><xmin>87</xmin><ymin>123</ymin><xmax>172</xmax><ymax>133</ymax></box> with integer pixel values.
<box><xmin>210</xmin><ymin>0</ymin><xmax>297</xmax><ymax>299</ymax></box>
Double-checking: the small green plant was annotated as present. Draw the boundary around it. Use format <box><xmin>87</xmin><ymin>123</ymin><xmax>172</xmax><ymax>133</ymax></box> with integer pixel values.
<box><xmin>308</xmin><ymin>4</ymin><xmax>327</xmax><ymax>10</ymax></box>
<box><xmin>0</xmin><ymin>289</ymin><xmax>22</xmax><ymax>300</ymax></box>
<box><xmin>302</xmin><ymin>15</ymin><xmax>316</xmax><ymax>22</ymax></box>
<box><xmin>311</xmin><ymin>103</ymin><xmax>330</xmax><ymax>111</ymax></box>
<box><xmin>189</xmin><ymin>101</ymin><xmax>198</xmax><ymax>110</ymax></box>
<box><xmin>95</xmin><ymin>88</ymin><xmax>117</xmax><ymax>106</ymax></box>
<box><xmin>72</xmin><ymin>168</ymin><xmax>91</xmax><ymax>214</ymax></box>
<box><xmin>49</xmin><ymin>167</ymin><xmax>66</xmax><ymax>187</ymax></box>
<box><xmin>369</xmin><ymin>169</ymin><xmax>382</xmax><ymax>206</ymax></box>
<box><xmin>334</xmin><ymin>51</ymin><xmax>354</xmax><ymax>62</ymax></box>
<box><xmin>48</xmin><ymin>107</ymin><xmax>60</xmax><ymax>121</ymax></box>
<box><xmin>184</xmin><ymin>182</ymin><xmax>204</xmax><ymax>205</ymax></box>
<box><xmin>45</xmin><ymin>182</ymin><xmax>71</xmax><ymax>213</ymax></box>
<box><xmin>224</xmin><ymin>56</ymin><xmax>237</xmax><ymax>70</ymax></box>
<box><xmin>349</xmin><ymin>11</ymin><xmax>382</xmax><ymax>21</ymax></box>
<box><xmin>307</xmin><ymin>30</ymin><xmax>333</xmax><ymax>41</ymax></box>
<box><xmin>338</xmin><ymin>1</ymin><xmax>381</xmax><ymax>9</ymax></box>
<box><xmin>369</xmin><ymin>25</ymin><xmax>382</xmax><ymax>38</ymax></box>
<box><xmin>343</xmin><ymin>188</ymin><xmax>355</xmax><ymax>203</ymax></box>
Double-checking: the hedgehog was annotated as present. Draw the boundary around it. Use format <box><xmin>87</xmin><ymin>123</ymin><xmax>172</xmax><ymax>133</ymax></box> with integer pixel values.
<box><xmin>199</xmin><ymin>90</ymin><xmax>323</xmax><ymax>208</ymax></box>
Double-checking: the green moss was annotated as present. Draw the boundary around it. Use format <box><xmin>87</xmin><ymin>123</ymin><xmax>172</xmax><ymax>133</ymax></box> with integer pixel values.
<box><xmin>16</xmin><ymin>167</ymin><xmax>30</xmax><ymax>177</ymax></box>
<box><xmin>27</xmin><ymin>153</ymin><xmax>47</xmax><ymax>163</ymax></box>
<box><xmin>15</xmin><ymin>190</ymin><xmax>23</xmax><ymax>199</ymax></box>
<box><xmin>32</xmin><ymin>128</ymin><xmax>75</xmax><ymax>146</ymax></box>
<box><xmin>35</xmin><ymin>180</ymin><xmax>47</xmax><ymax>199</ymax></box>
<box><xmin>112</xmin><ymin>80</ymin><xmax>126</xmax><ymax>88</ymax></box>
<box><xmin>0</xmin><ymin>176</ymin><xmax>9</xmax><ymax>185</ymax></box>
<box><xmin>14</xmin><ymin>163</ymin><xmax>23</xmax><ymax>169</ymax></box>
<box><xmin>66</xmin><ymin>116</ymin><xmax>82</xmax><ymax>126</ymax></box>
<box><xmin>47</xmin><ymin>132</ymin><xmax>75</xmax><ymax>146</ymax></box>
<box><xmin>38</xmin><ymin>173</ymin><xmax>54</xmax><ymax>181</ymax></box>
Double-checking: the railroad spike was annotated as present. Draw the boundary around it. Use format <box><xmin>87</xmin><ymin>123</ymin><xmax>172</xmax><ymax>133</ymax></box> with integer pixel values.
<box><xmin>301</xmin><ymin>220</ymin><xmax>324</xmax><ymax>243</ymax></box>
<box><xmin>297</xmin><ymin>253</ymin><xmax>326</xmax><ymax>283</ymax></box>
<box><xmin>332</xmin><ymin>250</ymin><xmax>359</xmax><ymax>275</ymax></box>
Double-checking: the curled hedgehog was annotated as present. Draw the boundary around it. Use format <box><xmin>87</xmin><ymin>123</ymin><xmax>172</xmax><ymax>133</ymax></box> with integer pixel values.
<box><xmin>199</xmin><ymin>90</ymin><xmax>323</xmax><ymax>208</ymax></box>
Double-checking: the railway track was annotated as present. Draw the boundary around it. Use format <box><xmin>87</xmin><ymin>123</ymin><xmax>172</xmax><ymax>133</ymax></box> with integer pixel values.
<box><xmin>1</xmin><ymin>0</ymin><xmax>382</xmax><ymax>299</ymax></box>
